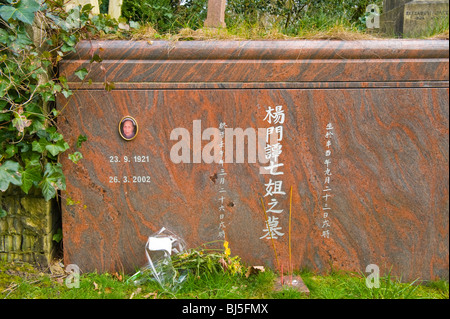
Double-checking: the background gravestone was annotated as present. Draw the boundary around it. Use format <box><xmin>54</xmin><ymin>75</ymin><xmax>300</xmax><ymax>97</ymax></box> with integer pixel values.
<box><xmin>58</xmin><ymin>40</ymin><xmax>449</xmax><ymax>282</ymax></box>
<box><xmin>204</xmin><ymin>0</ymin><xmax>227</xmax><ymax>28</ymax></box>
<box><xmin>381</xmin><ymin>0</ymin><xmax>449</xmax><ymax>37</ymax></box>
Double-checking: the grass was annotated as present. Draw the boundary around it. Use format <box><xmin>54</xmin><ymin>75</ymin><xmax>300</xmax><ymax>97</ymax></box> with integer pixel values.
<box><xmin>121</xmin><ymin>23</ymin><xmax>384</xmax><ymax>41</ymax></box>
<box><xmin>300</xmin><ymin>269</ymin><xmax>449</xmax><ymax>299</ymax></box>
<box><xmin>1</xmin><ymin>260</ymin><xmax>448</xmax><ymax>299</ymax></box>
<box><xmin>99</xmin><ymin>11</ymin><xmax>449</xmax><ymax>41</ymax></box>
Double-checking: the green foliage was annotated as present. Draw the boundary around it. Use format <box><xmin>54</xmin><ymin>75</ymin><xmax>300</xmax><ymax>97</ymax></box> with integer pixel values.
<box><xmin>120</xmin><ymin>0</ymin><xmax>384</xmax><ymax>35</ymax></box>
<box><xmin>0</xmin><ymin>160</ymin><xmax>22</xmax><ymax>191</ymax></box>
<box><xmin>128</xmin><ymin>241</ymin><xmax>245</xmax><ymax>293</ymax></box>
<box><xmin>171</xmin><ymin>241</ymin><xmax>245</xmax><ymax>278</ymax></box>
<box><xmin>174</xmin><ymin>0</ymin><xmax>207</xmax><ymax>30</ymax></box>
<box><xmin>121</xmin><ymin>0</ymin><xmax>207</xmax><ymax>33</ymax></box>
<box><xmin>121</xmin><ymin>0</ymin><xmax>175</xmax><ymax>32</ymax></box>
<box><xmin>299</xmin><ymin>268</ymin><xmax>450</xmax><ymax>299</ymax></box>
<box><xmin>52</xmin><ymin>227</ymin><xmax>63</xmax><ymax>242</ymax></box>
<box><xmin>1</xmin><ymin>259</ymin><xmax>447</xmax><ymax>299</ymax></box>
<box><xmin>0</xmin><ymin>0</ymin><xmax>117</xmax><ymax>202</ymax></box>
<box><xmin>226</xmin><ymin>0</ymin><xmax>384</xmax><ymax>33</ymax></box>
<box><xmin>0</xmin><ymin>0</ymin><xmax>41</xmax><ymax>25</ymax></box>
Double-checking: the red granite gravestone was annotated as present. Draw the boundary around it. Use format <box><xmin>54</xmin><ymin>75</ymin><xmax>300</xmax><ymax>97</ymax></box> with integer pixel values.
<box><xmin>57</xmin><ymin>40</ymin><xmax>449</xmax><ymax>281</ymax></box>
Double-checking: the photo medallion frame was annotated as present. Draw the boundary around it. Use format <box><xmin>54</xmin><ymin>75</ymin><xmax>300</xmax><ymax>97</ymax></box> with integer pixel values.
<box><xmin>119</xmin><ymin>116</ymin><xmax>138</xmax><ymax>141</ymax></box>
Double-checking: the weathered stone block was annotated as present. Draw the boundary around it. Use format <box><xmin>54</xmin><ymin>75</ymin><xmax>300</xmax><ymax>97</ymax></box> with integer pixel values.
<box><xmin>12</xmin><ymin>234</ymin><xmax>21</xmax><ymax>251</ymax></box>
<box><xmin>3</xmin><ymin>235</ymin><xmax>12</xmax><ymax>252</ymax></box>
<box><xmin>0</xmin><ymin>219</ymin><xmax>7</xmax><ymax>234</ymax></box>
<box><xmin>384</xmin><ymin>0</ymin><xmax>412</xmax><ymax>11</ymax></box>
<box><xmin>381</xmin><ymin>0</ymin><xmax>449</xmax><ymax>37</ymax></box>
<box><xmin>0</xmin><ymin>186</ymin><xmax>59</xmax><ymax>266</ymax></box>
<box><xmin>21</xmin><ymin>234</ymin><xmax>34</xmax><ymax>251</ymax></box>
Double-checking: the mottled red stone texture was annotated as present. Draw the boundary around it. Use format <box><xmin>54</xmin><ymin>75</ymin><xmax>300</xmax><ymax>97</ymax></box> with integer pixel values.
<box><xmin>58</xmin><ymin>40</ymin><xmax>449</xmax><ymax>281</ymax></box>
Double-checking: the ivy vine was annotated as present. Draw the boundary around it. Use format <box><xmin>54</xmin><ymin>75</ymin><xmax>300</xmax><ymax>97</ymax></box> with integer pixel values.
<box><xmin>0</xmin><ymin>0</ymin><xmax>120</xmax><ymax>203</ymax></box>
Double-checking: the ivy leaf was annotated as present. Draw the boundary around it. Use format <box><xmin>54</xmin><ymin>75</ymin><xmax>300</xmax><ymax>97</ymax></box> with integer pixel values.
<box><xmin>59</xmin><ymin>75</ymin><xmax>68</xmax><ymax>89</ymax></box>
<box><xmin>49</xmin><ymin>131</ymin><xmax>63</xmax><ymax>142</ymax></box>
<box><xmin>81</xmin><ymin>4</ymin><xmax>94</xmax><ymax>14</ymax></box>
<box><xmin>61</xmin><ymin>43</ymin><xmax>76</xmax><ymax>53</ymax></box>
<box><xmin>0</xmin><ymin>29</ymin><xmax>10</xmax><ymax>45</ymax></box>
<box><xmin>32</xmin><ymin>137</ymin><xmax>50</xmax><ymax>153</ymax></box>
<box><xmin>41</xmin><ymin>162</ymin><xmax>66</xmax><ymax>201</ymax></box>
<box><xmin>0</xmin><ymin>0</ymin><xmax>41</xmax><ymax>25</ymax></box>
<box><xmin>13</xmin><ymin>25</ymin><xmax>33</xmax><ymax>49</ymax></box>
<box><xmin>64</xmin><ymin>6</ymin><xmax>83</xmax><ymax>30</ymax></box>
<box><xmin>52</xmin><ymin>228</ymin><xmax>63</xmax><ymax>243</ymax></box>
<box><xmin>0</xmin><ymin>5</ymin><xmax>16</xmax><ymax>22</ymax></box>
<box><xmin>20</xmin><ymin>164</ymin><xmax>41</xmax><ymax>194</ymax></box>
<box><xmin>0</xmin><ymin>99</ymin><xmax>7</xmax><ymax>109</ymax></box>
<box><xmin>76</xmin><ymin>134</ymin><xmax>87</xmax><ymax>148</ymax></box>
<box><xmin>20</xmin><ymin>149</ymin><xmax>40</xmax><ymax>167</ymax></box>
<box><xmin>45</xmin><ymin>140</ymin><xmax>69</xmax><ymax>156</ymax></box>
<box><xmin>129</xmin><ymin>21</ymin><xmax>140</xmax><ymax>29</ymax></box>
<box><xmin>45</xmin><ymin>12</ymin><xmax>67</xmax><ymax>31</ymax></box>
<box><xmin>0</xmin><ymin>76</ymin><xmax>10</xmax><ymax>97</ymax></box>
<box><xmin>63</xmin><ymin>34</ymin><xmax>77</xmax><ymax>47</ymax></box>
<box><xmin>68</xmin><ymin>151</ymin><xmax>83</xmax><ymax>164</ymax></box>
<box><xmin>5</xmin><ymin>144</ymin><xmax>17</xmax><ymax>158</ymax></box>
<box><xmin>74</xmin><ymin>68</ymin><xmax>88</xmax><ymax>81</ymax></box>
<box><xmin>0</xmin><ymin>160</ymin><xmax>22</xmax><ymax>192</ymax></box>
<box><xmin>37</xmin><ymin>127</ymin><xmax>62</xmax><ymax>142</ymax></box>
<box><xmin>41</xmin><ymin>178</ymin><xmax>56</xmax><ymax>200</ymax></box>
<box><xmin>12</xmin><ymin>114</ymin><xmax>32</xmax><ymax>133</ymax></box>
<box><xmin>14</xmin><ymin>0</ymin><xmax>41</xmax><ymax>24</ymax></box>
<box><xmin>61</xmin><ymin>88</ymin><xmax>72</xmax><ymax>98</ymax></box>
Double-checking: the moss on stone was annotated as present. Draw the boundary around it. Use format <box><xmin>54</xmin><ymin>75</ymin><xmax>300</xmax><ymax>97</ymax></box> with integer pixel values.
<box><xmin>0</xmin><ymin>186</ymin><xmax>59</xmax><ymax>266</ymax></box>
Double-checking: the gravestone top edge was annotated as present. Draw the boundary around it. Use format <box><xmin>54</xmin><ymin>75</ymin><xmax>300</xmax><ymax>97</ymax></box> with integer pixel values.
<box><xmin>62</xmin><ymin>39</ymin><xmax>449</xmax><ymax>62</ymax></box>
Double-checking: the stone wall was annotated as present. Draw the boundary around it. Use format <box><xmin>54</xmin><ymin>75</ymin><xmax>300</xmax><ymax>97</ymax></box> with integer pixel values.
<box><xmin>0</xmin><ymin>186</ymin><xmax>59</xmax><ymax>266</ymax></box>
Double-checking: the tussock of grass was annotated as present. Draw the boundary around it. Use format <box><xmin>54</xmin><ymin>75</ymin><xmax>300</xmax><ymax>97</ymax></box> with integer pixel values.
<box><xmin>128</xmin><ymin>25</ymin><xmax>383</xmax><ymax>41</ymax></box>
<box><xmin>169</xmin><ymin>27</ymin><xmax>244</xmax><ymax>41</ymax></box>
<box><xmin>296</xmin><ymin>25</ymin><xmax>381</xmax><ymax>40</ymax></box>
<box><xmin>90</xmin><ymin>12</ymin><xmax>449</xmax><ymax>42</ymax></box>
<box><xmin>110</xmin><ymin>23</ymin><xmax>449</xmax><ymax>42</ymax></box>
<box><xmin>428</xmin><ymin>29</ymin><xmax>449</xmax><ymax>40</ymax></box>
